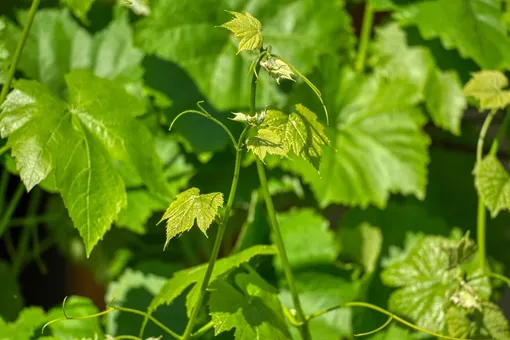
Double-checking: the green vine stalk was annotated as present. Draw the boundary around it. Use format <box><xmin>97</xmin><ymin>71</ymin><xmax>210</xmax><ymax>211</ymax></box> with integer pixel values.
<box><xmin>355</xmin><ymin>3</ymin><xmax>374</xmax><ymax>72</ymax></box>
<box><xmin>180</xmin><ymin>125</ymin><xmax>249</xmax><ymax>340</ymax></box>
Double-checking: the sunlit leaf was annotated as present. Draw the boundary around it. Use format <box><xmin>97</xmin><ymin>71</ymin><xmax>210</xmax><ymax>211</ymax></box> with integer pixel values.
<box><xmin>474</xmin><ymin>155</ymin><xmax>510</xmax><ymax>217</ymax></box>
<box><xmin>159</xmin><ymin>187</ymin><xmax>224</xmax><ymax>247</ymax></box>
<box><xmin>246</xmin><ymin>128</ymin><xmax>287</xmax><ymax>162</ymax></box>
<box><xmin>0</xmin><ymin>307</ymin><xmax>46</xmax><ymax>339</ymax></box>
<box><xmin>397</xmin><ymin>0</ymin><xmax>510</xmax><ymax>69</ymax></box>
<box><xmin>209</xmin><ymin>271</ymin><xmax>291</xmax><ymax>339</ymax></box>
<box><xmin>219</xmin><ymin>11</ymin><xmax>263</xmax><ymax>54</ymax></box>
<box><xmin>262</xmin><ymin>105</ymin><xmax>330</xmax><ymax>170</ymax></box>
<box><xmin>61</xmin><ymin>0</ymin><xmax>95</xmax><ymax>24</ymax></box>
<box><xmin>464</xmin><ymin>71</ymin><xmax>510</xmax><ymax>111</ymax></box>
<box><xmin>0</xmin><ymin>70</ymin><xmax>165</xmax><ymax>255</ymax></box>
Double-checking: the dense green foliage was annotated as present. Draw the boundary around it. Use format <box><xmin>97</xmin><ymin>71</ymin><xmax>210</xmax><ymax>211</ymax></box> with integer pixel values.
<box><xmin>1</xmin><ymin>0</ymin><xmax>510</xmax><ymax>339</ymax></box>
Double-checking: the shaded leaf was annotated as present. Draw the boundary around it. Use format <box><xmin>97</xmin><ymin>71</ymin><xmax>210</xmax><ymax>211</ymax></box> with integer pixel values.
<box><xmin>246</xmin><ymin>128</ymin><xmax>287</xmax><ymax>162</ymax></box>
<box><xmin>369</xmin><ymin>23</ymin><xmax>466</xmax><ymax>135</ymax></box>
<box><xmin>262</xmin><ymin>105</ymin><xmax>330</xmax><ymax>170</ymax></box>
<box><xmin>397</xmin><ymin>0</ymin><xmax>510</xmax><ymax>69</ymax></box>
<box><xmin>209</xmin><ymin>271</ymin><xmax>291</xmax><ymax>339</ymax></box>
<box><xmin>338</xmin><ymin>222</ymin><xmax>382</xmax><ymax>274</ymax></box>
<box><xmin>474</xmin><ymin>155</ymin><xmax>510</xmax><ymax>217</ymax></box>
<box><xmin>464</xmin><ymin>71</ymin><xmax>510</xmax><ymax>110</ymax></box>
<box><xmin>275</xmin><ymin>208</ymin><xmax>338</xmax><ymax>270</ymax></box>
<box><xmin>483</xmin><ymin>302</ymin><xmax>510</xmax><ymax>340</ymax></box>
<box><xmin>381</xmin><ymin>236</ymin><xmax>491</xmax><ymax>333</ymax></box>
<box><xmin>116</xmin><ymin>190</ymin><xmax>165</xmax><ymax>234</ymax></box>
<box><xmin>0</xmin><ymin>307</ymin><xmax>46</xmax><ymax>340</ymax></box>
<box><xmin>159</xmin><ymin>187</ymin><xmax>224</xmax><ymax>247</ymax></box>
<box><xmin>149</xmin><ymin>245</ymin><xmax>276</xmax><ymax>312</ymax></box>
<box><xmin>219</xmin><ymin>11</ymin><xmax>263</xmax><ymax>54</ymax></box>
<box><xmin>46</xmin><ymin>296</ymin><xmax>102</xmax><ymax>339</ymax></box>
<box><xmin>135</xmin><ymin>0</ymin><xmax>354</xmax><ymax>111</ymax></box>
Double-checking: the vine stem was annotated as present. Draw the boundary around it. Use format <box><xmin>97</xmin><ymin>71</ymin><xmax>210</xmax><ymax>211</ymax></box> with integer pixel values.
<box><xmin>181</xmin><ymin>127</ymin><xmax>248</xmax><ymax>340</ymax></box>
<box><xmin>355</xmin><ymin>2</ymin><xmax>374</xmax><ymax>72</ymax></box>
<box><xmin>250</xmin><ymin>61</ymin><xmax>310</xmax><ymax>339</ymax></box>
<box><xmin>475</xmin><ymin>109</ymin><xmax>498</xmax><ymax>270</ymax></box>
<box><xmin>0</xmin><ymin>0</ymin><xmax>40</xmax><ymax>105</ymax></box>
<box><xmin>0</xmin><ymin>182</ymin><xmax>25</xmax><ymax>239</ymax></box>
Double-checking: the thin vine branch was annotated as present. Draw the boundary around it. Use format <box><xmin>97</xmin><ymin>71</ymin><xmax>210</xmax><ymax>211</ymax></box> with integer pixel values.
<box><xmin>0</xmin><ymin>0</ymin><xmax>40</xmax><ymax>105</ymax></box>
<box><xmin>180</xmin><ymin>126</ymin><xmax>249</xmax><ymax>340</ymax></box>
<box><xmin>0</xmin><ymin>182</ymin><xmax>25</xmax><ymax>239</ymax></box>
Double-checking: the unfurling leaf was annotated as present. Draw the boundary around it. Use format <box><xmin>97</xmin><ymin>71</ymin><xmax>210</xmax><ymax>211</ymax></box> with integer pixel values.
<box><xmin>442</xmin><ymin>231</ymin><xmax>477</xmax><ymax>268</ymax></box>
<box><xmin>219</xmin><ymin>11</ymin><xmax>263</xmax><ymax>54</ymax></box>
<box><xmin>246</xmin><ymin>129</ymin><xmax>287</xmax><ymax>161</ymax></box>
<box><xmin>260</xmin><ymin>55</ymin><xmax>296</xmax><ymax>84</ymax></box>
<box><xmin>262</xmin><ymin>105</ymin><xmax>330</xmax><ymax>170</ymax></box>
<box><xmin>231</xmin><ymin>110</ymin><xmax>266</xmax><ymax>126</ymax></box>
<box><xmin>159</xmin><ymin>187</ymin><xmax>223</xmax><ymax>248</ymax></box>
<box><xmin>209</xmin><ymin>271</ymin><xmax>292</xmax><ymax>339</ymax></box>
<box><xmin>474</xmin><ymin>155</ymin><xmax>510</xmax><ymax>217</ymax></box>
<box><xmin>464</xmin><ymin>71</ymin><xmax>510</xmax><ymax>110</ymax></box>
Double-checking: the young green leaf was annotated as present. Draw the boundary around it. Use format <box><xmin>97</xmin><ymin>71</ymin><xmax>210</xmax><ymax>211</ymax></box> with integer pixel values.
<box><xmin>159</xmin><ymin>187</ymin><xmax>223</xmax><ymax>247</ymax></box>
<box><xmin>381</xmin><ymin>236</ymin><xmax>491</xmax><ymax>333</ymax></box>
<box><xmin>463</xmin><ymin>71</ymin><xmax>510</xmax><ymax>111</ymax></box>
<box><xmin>261</xmin><ymin>105</ymin><xmax>330</xmax><ymax>170</ymax></box>
<box><xmin>209</xmin><ymin>271</ymin><xmax>292</xmax><ymax>339</ymax></box>
<box><xmin>0</xmin><ymin>70</ymin><xmax>166</xmax><ymax>255</ymax></box>
<box><xmin>396</xmin><ymin>0</ymin><xmax>510</xmax><ymax>69</ymax></box>
<box><xmin>337</xmin><ymin>222</ymin><xmax>382</xmax><ymax>274</ymax></box>
<box><xmin>148</xmin><ymin>245</ymin><xmax>276</xmax><ymax>313</ymax></box>
<box><xmin>474</xmin><ymin>155</ymin><xmax>510</xmax><ymax>218</ymax></box>
<box><xmin>61</xmin><ymin>0</ymin><xmax>95</xmax><ymax>24</ymax></box>
<box><xmin>0</xmin><ymin>307</ymin><xmax>46</xmax><ymax>339</ymax></box>
<box><xmin>482</xmin><ymin>302</ymin><xmax>510</xmax><ymax>340</ymax></box>
<box><xmin>246</xmin><ymin>128</ymin><xmax>287</xmax><ymax>162</ymax></box>
<box><xmin>219</xmin><ymin>11</ymin><xmax>263</xmax><ymax>54</ymax></box>
<box><xmin>260</xmin><ymin>55</ymin><xmax>295</xmax><ymax>84</ymax></box>
<box><xmin>442</xmin><ymin>231</ymin><xmax>477</xmax><ymax>268</ymax></box>
<box><xmin>120</xmin><ymin>0</ymin><xmax>150</xmax><ymax>16</ymax></box>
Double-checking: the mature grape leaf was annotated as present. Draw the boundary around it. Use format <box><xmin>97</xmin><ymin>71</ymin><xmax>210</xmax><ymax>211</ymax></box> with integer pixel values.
<box><xmin>446</xmin><ymin>302</ymin><xmax>510</xmax><ymax>340</ymax></box>
<box><xmin>261</xmin><ymin>105</ymin><xmax>330</xmax><ymax>170</ymax></box>
<box><xmin>246</xmin><ymin>128</ymin><xmax>287</xmax><ymax>162</ymax></box>
<box><xmin>159</xmin><ymin>187</ymin><xmax>224</xmax><ymax>247</ymax></box>
<box><xmin>116</xmin><ymin>190</ymin><xmax>165</xmax><ymax>234</ymax></box>
<box><xmin>0</xmin><ymin>70</ymin><xmax>166</xmax><ymax>255</ymax></box>
<box><xmin>0</xmin><ymin>307</ymin><xmax>46</xmax><ymax>340</ymax></box>
<box><xmin>381</xmin><ymin>236</ymin><xmax>491</xmax><ymax>333</ymax></box>
<box><xmin>369</xmin><ymin>23</ymin><xmax>466</xmax><ymax>135</ymax></box>
<box><xmin>0</xmin><ymin>261</ymin><xmax>23</xmax><ymax>322</ymax></box>
<box><xmin>464</xmin><ymin>71</ymin><xmax>510</xmax><ymax>111</ymax></box>
<box><xmin>4</xmin><ymin>9</ymin><xmax>144</xmax><ymax>99</ymax></box>
<box><xmin>474</xmin><ymin>155</ymin><xmax>510</xmax><ymax>218</ymax></box>
<box><xmin>61</xmin><ymin>0</ymin><xmax>95</xmax><ymax>24</ymax></box>
<box><xmin>148</xmin><ymin>245</ymin><xmax>276</xmax><ymax>312</ymax></box>
<box><xmin>219</xmin><ymin>11</ymin><xmax>263</xmax><ymax>54</ymax></box>
<box><xmin>284</xmin><ymin>68</ymin><xmax>430</xmax><ymax>208</ymax></box>
<box><xmin>46</xmin><ymin>296</ymin><xmax>102</xmax><ymax>339</ymax></box>
<box><xmin>209</xmin><ymin>271</ymin><xmax>291</xmax><ymax>339</ymax></box>
<box><xmin>396</xmin><ymin>0</ymin><xmax>510</xmax><ymax>69</ymax></box>
<box><xmin>274</xmin><ymin>208</ymin><xmax>338</xmax><ymax>271</ymax></box>
<box><xmin>135</xmin><ymin>0</ymin><xmax>355</xmax><ymax>111</ymax></box>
